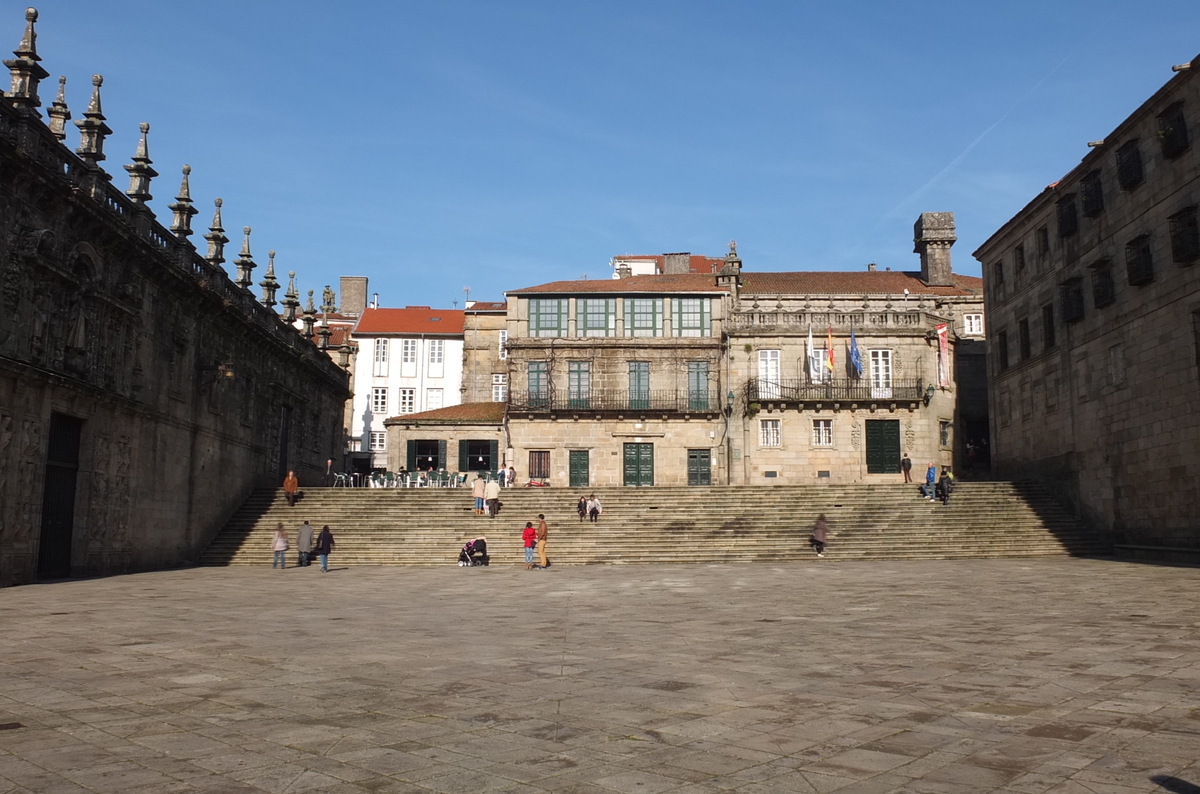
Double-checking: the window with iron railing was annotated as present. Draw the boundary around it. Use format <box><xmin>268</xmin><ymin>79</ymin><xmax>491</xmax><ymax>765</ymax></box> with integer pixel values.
<box><xmin>1057</xmin><ymin>194</ymin><xmax>1079</xmax><ymax>238</ymax></box>
<box><xmin>1157</xmin><ymin>102</ymin><xmax>1190</xmax><ymax>160</ymax></box>
<box><xmin>1080</xmin><ymin>170</ymin><xmax>1104</xmax><ymax>218</ymax></box>
<box><xmin>1169</xmin><ymin>206</ymin><xmax>1200</xmax><ymax>265</ymax></box>
<box><xmin>628</xmin><ymin>362</ymin><xmax>650</xmax><ymax>409</ymax></box>
<box><xmin>528</xmin><ymin>361</ymin><xmax>548</xmax><ymax>407</ymax></box>
<box><xmin>567</xmin><ymin>361</ymin><xmax>590</xmax><ymax>409</ymax></box>
<box><xmin>1116</xmin><ymin>139</ymin><xmax>1144</xmax><ymax>189</ymax></box>
<box><xmin>1061</xmin><ymin>278</ymin><xmax>1085</xmax><ymax>323</ymax></box>
<box><xmin>1014</xmin><ymin>243</ymin><xmax>1026</xmax><ymax>273</ymax></box>
<box><xmin>1125</xmin><ymin>234</ymin><xmax>1154</xmax><ymax>286</ymax></box>
<box><xmin>1089</xmin><ymin>258</ymin><xmax>1116</xmax><ymax>308</ymax></box>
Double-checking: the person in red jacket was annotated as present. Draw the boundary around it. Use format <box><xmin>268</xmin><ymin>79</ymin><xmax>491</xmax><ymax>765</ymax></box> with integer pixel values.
<box><xmin>522</xmin><ymin>522</ymin><xmax>537</xmax><ymax>570</ymax></box>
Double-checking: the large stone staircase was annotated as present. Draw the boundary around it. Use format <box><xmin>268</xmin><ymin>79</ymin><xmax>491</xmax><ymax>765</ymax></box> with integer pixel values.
<box><xmin>200</xmin><ymin>482</ymin><xmax>1109</xmax><ymax>567</ymax></box>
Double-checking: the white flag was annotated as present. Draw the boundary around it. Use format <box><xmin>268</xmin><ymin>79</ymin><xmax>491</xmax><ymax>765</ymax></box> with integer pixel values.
<box><xmin>807</xmin><ymin>327</ymin><xmax>815</xmax><ymax>381</ymax></box>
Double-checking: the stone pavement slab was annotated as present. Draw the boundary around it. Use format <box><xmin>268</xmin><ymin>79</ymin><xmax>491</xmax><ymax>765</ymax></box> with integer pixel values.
<box><xmin>0</xmin><ymin>559</ymin><xmax>1198</xmax><ymax>792</ymax></box>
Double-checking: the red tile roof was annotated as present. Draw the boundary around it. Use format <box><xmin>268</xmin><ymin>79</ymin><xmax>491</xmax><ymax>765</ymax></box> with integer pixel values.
<box><xmin>307</xmin><ymin>327</ymin><xmax>355</xmax><ymax>347</ymax></box>
<box><xmin>383</xmin><ymin>402</ymin><xmax>505</xmax><ymax>424</ymax></box>
<box><xmin>741</xmin><ymin>271</ymin><xmax>982</xmax><ymax>297</ymax></box>
<box><xmin>465</xmin><ymin>301</ymin><xmax>508</xmax><ymax>312</ymax></box>
<box><xmin>614</xmin><ymin>254</ymin><xmax>726</xmax><ymax>274</ymax></box>
<box><xmin>508</xmin><ymin>274</ymin><xmax>730</xmax><ymax>295</ymax></box>
<box><xmin>354</xmin><ymin>307</ymin><xmax>465</xmax><ymax>335</ymax></box>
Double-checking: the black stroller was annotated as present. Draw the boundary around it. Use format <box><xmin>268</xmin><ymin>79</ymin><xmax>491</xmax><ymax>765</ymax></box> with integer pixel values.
<box><xmin>458</xmin><ymin>538</ymin><xmax>489</xmax><ymax>567</ymax></box>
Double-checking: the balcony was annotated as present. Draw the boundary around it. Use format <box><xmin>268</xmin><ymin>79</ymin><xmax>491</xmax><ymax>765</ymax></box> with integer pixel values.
<box><xmin>509</xmin><ymin>389</ymin><xmax>721</xmax><ymax>415</ymax></box>
<box><xmin>745</xmin><ymin>378</ymin><xmax>925</xmax><ymax>404</ymax></box>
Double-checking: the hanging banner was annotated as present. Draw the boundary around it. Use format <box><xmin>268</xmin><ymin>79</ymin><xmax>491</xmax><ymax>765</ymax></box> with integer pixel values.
<box><xmin>936</xmin><ymin>323</ymin><xmax>950</xmax><ymax>388</ymax></box>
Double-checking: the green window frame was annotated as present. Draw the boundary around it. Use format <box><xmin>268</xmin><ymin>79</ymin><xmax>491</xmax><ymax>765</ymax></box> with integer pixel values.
<box><xmin>528</xmin><ymin>361</ymin><xmax>549</xmax><ymax>407</ymax></box>
<box><xmin>577</xmin><ymin>298</ymin><xmax>615</xmax><ymax>337</ymax></box>
<box><xmin>529</xmin><ymin>298</ymin><xmax>567</xmax><ymax>338</ymax></box>
<box><xmin>568</xmin><ymin>361</ymin><xmax>590</xmax><ymax>409</ymax></box>
<box><xmin>623</xmin><ymin>298</ymin><xmax>662</xmax><ymax>337</ymax></box>
<box><xmin>687</xmin><ymin>361</ymin><xmax>710</xmax><ymax>410</ymax></box>
<box><xmin>629</xmin><ymin>361</ymin><xmax>650</xmax><ymax>409</ymax></box>
<box><xmin>672</xmin><ymin>297</ymin><xmax>711</xmax><ymax>337</ymax></box>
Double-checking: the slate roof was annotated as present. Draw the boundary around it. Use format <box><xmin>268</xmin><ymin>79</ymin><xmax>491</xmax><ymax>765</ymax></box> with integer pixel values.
<box><xmin>741</xmin><ymin>271</ymin><xmax>983</xmax><ymax>297</ymax></box>
<box><xmin>383</xmin><ymin>402</ymin><xmax>505</xmax><ymax>424</ymax></box>
<box><xmin>354</xmin><ymin>307</ymin><xmax>465</xmax><ymax>335</ymax></box>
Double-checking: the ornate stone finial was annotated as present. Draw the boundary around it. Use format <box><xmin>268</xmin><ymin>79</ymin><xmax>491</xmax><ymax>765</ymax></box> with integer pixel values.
<box><xmin>168</xmin><ymin>165</ymin><xmax>198</xmax><ymax>239</ymax></box>
<box><xmin>123</xmin><ymin>122</ymin><xmax>157</xmax><ymax>205</ymax></box>
<box><xmin>259</xmin><ymin>249</ymin><xmax>280</xmax><ymax>309</ymax></box>
<box><xmin>730</xmin><ymin>239</ymin><xmax>737</xmax><ymax>255</ymax></box>
<box><xmin>317</xmin><ymin>313</ymin><xmax>332</xmax><ymax>351</ymax></box>
<box><xmin>281</xmin><ymin>271</ymin><xmax>301</xmax><ymax>323</ymax></box>
<box><xmin>203</xmin><ymin>197</ymin><xmax>228</xmax><ymax>266</ymax></box>
<box><xmin>4</xmin><ymin>7</ymin><xmax>49</xmax><ymax>111</ymax></box>
<box><xmin>720</xmin><ymin>238</ymin><xmax>742</xmax><ymax>275</ymax></box>
<box><xmin>234</xmin><ymin>226</ymin><xmax>255</xmax><ymax>289</ymax></box>
<box><xmin>46</xmin><ymin>74</ymin><xmax>69</xmax><ymax>139</ymax></box>
<box><xmin>299</xmin><ymin>286</ymin><xmax>315</xmax><ymax>334</ymax></box>
<box><xmin>75</xmin><ymin>74</ymin><xmax>112</xmax><ymax>165</ymax></box>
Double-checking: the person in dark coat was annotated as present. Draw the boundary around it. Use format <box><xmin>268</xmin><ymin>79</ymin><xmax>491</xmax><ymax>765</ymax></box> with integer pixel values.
<box><xmin>296</xmin><ymin>521</ymin><xmax>314</xmax><ymax>567</ymax></box>
<box><xmin>809</xmin><ymin>514</ymin><xmax>829</xmax><ymax>558</ymax></box>
<box><xmin>900</xmin><ymin>453</ymin><xmax>913</xmax><ymax>483</ymax></box>
<box><xmin>577</xmin><ymin>496</ymin><xmax>588</xmax><ymax>523</ymax></box>
<box><xmin>937</xmin><ymin>468</ymin><xmax>954</xmax><ymax>505</ymax></box>
<box><xmin>314</xmin><ymin>525</ymin><xmax>335</xmax><ymax>573</ymax></box>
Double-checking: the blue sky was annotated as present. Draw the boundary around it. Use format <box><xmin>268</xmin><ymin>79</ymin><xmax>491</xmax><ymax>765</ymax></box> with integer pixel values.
<box><xmin>12</xmin><ymin>1</ymin><xmax>1200</xmax><ymax>307</ymax></box>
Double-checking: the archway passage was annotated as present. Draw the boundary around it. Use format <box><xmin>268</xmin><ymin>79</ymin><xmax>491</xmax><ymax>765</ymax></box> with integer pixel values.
<box><xmin>37</xmin><ymin>413</ymin><xmax>83</xmax><ymax>579</ymax></box>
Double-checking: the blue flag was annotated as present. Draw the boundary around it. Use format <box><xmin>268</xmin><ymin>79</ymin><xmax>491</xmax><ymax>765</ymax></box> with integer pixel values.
<box><xmin>850</xmin><ymin>328</ymin><xmax>863</xmax><ymax>377</ymax></box>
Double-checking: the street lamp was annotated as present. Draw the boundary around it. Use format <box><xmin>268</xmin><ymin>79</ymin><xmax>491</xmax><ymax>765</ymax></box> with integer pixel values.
<box><xmin>923</xmin><ymin>385</ymin><xmax>936</xmax><ymax>406</ymax></box>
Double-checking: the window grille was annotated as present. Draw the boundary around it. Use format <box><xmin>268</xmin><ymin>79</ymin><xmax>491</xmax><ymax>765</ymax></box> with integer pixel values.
<box><xmin>528</xmin><ymin>450</ymin><xmax>550</xmax><ymax>479</ymax></box>
<box><xmin>993</xmin><ymin>260</ymin><xmax>1004</xmax><ymax>285</ymax></box>
<box><xmin>760</xmin><ymin>419</ymin><xmax>781</xmax><ymax>447</ymax></box>
<box><xmin>1042</xmin><ymin>305</ymin><xmax>1056</xmax><ymax>350</ymax></box>
<box><xmin>1169</xmin><ymin>206</ymin><xmax>1200</xmax><ymax>265</ymax></box>
<box><xmin>1125</xmin><ymin>234</ymin><xmax>1154</xmax><ymax>286</ymax></box>
<box><xmin>1056</xmin><ymin>193</ymin><xmax>1078</xmax><ymax>238</ymax></box>
<box><xmin>1089</xmin><ymin>258</ymin><xmax>1115</xmax><ymax>308</ymax></box>
<box><xmin>1061</xmin><ymin>278</ymin><xmax>1085</xmax><ymax>323</ymax></box>
<box><xmin>998</xmin><ymin>330</ymin><xmax>1010</xmax><ymax>371</ymax></box>
<box><xmin>1080</xmin><ymin>170</ymin><xmax>1104</xmax><ymax>218</ymax></box>
<box><xmin>939</xmin><ymin>421</ymin><xmax>952</xmax><ymax>448</ymax></box>
<box><xmin>1014</xmin><ymin>243</ymin><xmax>1026</xmax><ymax>272</ymax></box>
<box><xmin>1116</xmin><ymin>139</ymin><xmax>1144</xmax><ymax>189</ymax></box>
<box><xmin>812</xmin><ymin>419</ymin><xmax>832</xmax><ymax>447</ymax></box>
<box><xmin>1157</xmin><ymin>102</ymin><xmax>1190</xmax><ymax>160</ymax></box>
<box><xmin>1018</xmin><ymin>318</ymin><xmax>1031</xmax><ymax>361</ymax></box>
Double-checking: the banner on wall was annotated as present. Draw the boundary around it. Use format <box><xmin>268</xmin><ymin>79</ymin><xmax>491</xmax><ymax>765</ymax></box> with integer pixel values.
<box><xmin>936</xmin><ymin>323</ymin><xmax>950</xmax><ymax>388</ymax></box>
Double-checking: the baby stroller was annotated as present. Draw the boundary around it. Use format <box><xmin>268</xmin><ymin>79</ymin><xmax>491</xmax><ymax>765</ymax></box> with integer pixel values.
<box><xmin>458</xmin><ymin>537</ymin><xmax>489</xmax><ymax>567</ymax></box>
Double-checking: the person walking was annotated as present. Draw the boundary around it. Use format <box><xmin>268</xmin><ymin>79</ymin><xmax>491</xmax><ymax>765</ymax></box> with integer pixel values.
<box><xmin>522</xmin><ymin>521</ymin><xmax>537</xmax><ymax>570</ymax></box>
<box><xmin>283</xmin><ymin>470</ymin><xmax>299</xmax><ymax>507</ymax></box>
<box><xmin>921</xmin><ymin>463</ymin><xmax>937</xmax><ymax>500</ymax></box>
<box><xmin>576</xmin><ymin>496</ymin><xmax>587</xmax><ymax>523</ymax></box>
<box><xmin>271</xmin><ymin>524</ymin><xmax>289</xmax><ymax>569</ymax></box>
<box><xmin>536</xmin><ymin>514</ymin><xmax>549</xmax><ymax>569</ymax></box>
<box><xmin>937</xmin><ymin>467</ymin><xmax>955</xmax><ymax>506</ymax></box>
<box><xmin>471</xmin><ymin>474</ymin><xmax>486</xmax><ymax>515</ymax></box>
<box><xmin>507</xmin><ymin>466</ymin><xmax>516</xmax><ymax>488</ymax></box>
<box><xmin>315</xmin><ymin>525</ymin><xmax>335</xmax><ymax>573</ymax></box>
<box><xmin>587</xmin><ymin>494</ymin><xmax>602</xmax><ymax>523</ymax></box>
<box><xmin>484</xmin><ymin>477</ymin><xmax>501</xmax><ymax>518</ymax></box>
<box><xmin>296</xmin><ymin>520</ymin><xmax>314</xmax><ymax>567</ymax></box>
<box><xmin>809</xmin><ymin>514</ymin><xmax>829</xmax><ymax>558</ymax></box>
<box><xmin>900</xmin><ymin>453</ymin><xmax>912</xmax><ymax>483</ymax></box>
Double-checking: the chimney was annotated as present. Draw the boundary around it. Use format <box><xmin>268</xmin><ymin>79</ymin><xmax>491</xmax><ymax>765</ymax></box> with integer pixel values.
<box><xmin>340</xmin><ymin>276</ymin><xmax>368</xmax><ymax>315</ymax></box>
<box><xmin>867</xmin><ymin>262</ymin><xmax>876</xmax><ymax>272</ymax></box>
<box><xmin>663</xmin><ymin>252</ymin><xmax>690</xmax><ymax>274</ymax></box>
<box><xmin>913</xmin><ymin>212</ymin><xmax>956</xmax><ymax>287</ymax></box>
<box><xmin>615</xmin><ymin>262</ymin><xmax>632</xmax><ymax>279</ymax></box>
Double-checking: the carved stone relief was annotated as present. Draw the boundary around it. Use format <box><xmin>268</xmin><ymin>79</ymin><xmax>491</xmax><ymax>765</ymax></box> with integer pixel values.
<box><xmin>850</xmin><ymin>420</ymin><xmax>861</xmax><ymax>450</ymax></box>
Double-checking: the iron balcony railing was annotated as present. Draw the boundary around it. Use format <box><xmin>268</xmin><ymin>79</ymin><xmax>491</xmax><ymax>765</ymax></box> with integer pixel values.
<box><xmin>509</xmin><ymin>389</ymin><xmax>720</xmax><ymax>413</ymax></box>
<box><xmin>745</xmin><ymin>377</ymin><xmax>925</xmax><ymax>403</ymax></box>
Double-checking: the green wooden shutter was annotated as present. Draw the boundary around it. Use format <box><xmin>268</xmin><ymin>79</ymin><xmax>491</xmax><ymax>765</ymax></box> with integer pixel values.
<box><xmin>489</xmin><ymin>440</ymin><xmax>499</xmax><ymax>474</ymax></box>
<box><xmin>406</xmin><ymin>440</ymin><xmax>417</xmax><ymax>471</ymax></box>
<box><xmin>458</xmin><ymin>440</ymin><xmax>469</xmax><ymax>472</ymax></box>
<box><xmin>437</xmin><ymin>440</ymin><xmax>447</xmax><ymax>470</ymax></box>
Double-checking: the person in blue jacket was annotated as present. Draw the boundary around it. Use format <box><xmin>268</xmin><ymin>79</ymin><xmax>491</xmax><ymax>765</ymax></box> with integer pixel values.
<box><xmin>921</xmin><ymin>463</ymin><xmax>937</xmax><ymax>500</ymax></box>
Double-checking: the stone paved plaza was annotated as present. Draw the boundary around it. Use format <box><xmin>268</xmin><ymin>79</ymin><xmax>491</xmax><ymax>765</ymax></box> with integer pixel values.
<box><xmin>1</xmin><ymin>559</ymin><xmax>1199</xmax><ymax>793</ymax></box>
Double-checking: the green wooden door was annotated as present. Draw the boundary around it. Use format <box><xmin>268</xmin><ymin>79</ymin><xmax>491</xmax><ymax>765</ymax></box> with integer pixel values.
<box><xmin>865</xmin><ymin>420</ymin><xmax>901</xmax><ymax>474</ymax></box>
<box><xmin>687</xmin><ymin>449</ymin><xmax>711</xmax><ymax>486</ymax></box>
<box><xmin>622</xmin><ymin>443</ymin><xmax>654</xmax><ymax>486</ymax></box>
<box><xmin>569</xmin><ymin>450</ymin><xmax>589</xmax><ymax>487</ymax></box>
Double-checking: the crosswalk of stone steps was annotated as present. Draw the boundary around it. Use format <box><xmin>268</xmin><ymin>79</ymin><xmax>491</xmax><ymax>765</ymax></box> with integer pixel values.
<box><xmin>200</xmin><ymin>482</ymin><xmax>1108</xmax><ymax>566</ymax></box>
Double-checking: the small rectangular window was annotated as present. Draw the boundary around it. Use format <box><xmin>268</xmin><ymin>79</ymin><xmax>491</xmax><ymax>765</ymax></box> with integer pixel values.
<box><xmin>498</xmin><ymin>329</ymin><xmax>508</xmax><ymax>360</ymax></box>
<box><xmin>939</xmin><ymin>420</ymin><xmax>952</xmax><ymax>449</ymax></box>
<box><xmin>492</xmin><ymin>373</ymin><xmax>508</xmax><ymax>402</ymax></box>
<box><xmin>1090</xmin><ymin>258</ymin><xmax>1116</xmax><ymax>308</ymax></box>
<box><xmin>1014</xmin><ymin>243</ymin><xmax>1026</xmax><ymax>272</ymax></box>
<box><xmin>371</xmin><ymin>387</ymin><xmax>388</xmax><ymax>415</ymax></box>
<box><xmin>1080</xmin><ymin>170</ymin><xmax>1104</xmax><ymax>218</ymax></box>
<box><xmin>1042</xmin><ymin>304</ymin><xmax>1056</xmax><ymax>350</ymax></box>
<box><xmin>1169</xmin><ymin>206</ymin><xmax>1200</xmax><ymax>265</ymax></box>
<box><xmin>1036</xmin><ymin>226</ymin><xmax>1050</xmax><ymax>257</ymax></box>
<box><xmin>1116</xmin><ymin>139</ymin><xmax>1144</xmax><ymax>189</ymax></box>
<box><xmin>428</xmin><ymin>339</ymin><xmax>444</xmax><ymax>364</ymax></box>
<box><xmin>401</xmin><ymin>338</ymin><xmax>416</xmax><ymax>364</ymax></box>
<box><xmin>998</xmin><ymin>330</ymin><xmax>1010</xmax><ymax>371</ymax></box>
<box><xmin>993</xmin><ymin>260</ymin><xmax>1005</xmax><ymax>285</ymax></box>
<box><xmin>426</xmin><ymin>388</ymin><xmax>443</xmax><ymax>410</ymax></box>
<box><xmin>1018</xmin><ymin>318</ymin><xmax>1031</xmax><ymax>361</ymax></box>
<box><xmin>963</xmin><ymin>314</ymin><xmax>984</xmax><ymax>335</ymax></box>
<box><xmin>1057</xmin><ymin>194</ymin><xmax>1079</xmax><ymax>238</ymax></box>
<box><xmin>1061</xmin><ymin>278</ymin><xmax>1085</xmax><ymax>323</ymax></box>
<box><xmin>398</xmin><ymin>388</ymin><xmax>415</xmax><ymax>414</ymax></box>
<box><xmin>1125</xmin><ymin>234</ymin><xmax>1154</xmax><ymax>286</ymax></box>
<box><xmin>528</xmin><ymin>450</ymin><xmax>550</xmax><ymax>479</ymax></box>
<box><xmin>369</xmin><ymin>432</ymin><xmax>386</xmax><ymax>451</ymax></box>
<box><xmin>811</xmin><ymin>419</ymin><xmax>832</xmax><ymax>447</ymax></box>
<box><xmin>760</xmin><ymin>419</ymin><xmax>781</xmax><ymax>447</ymax></box>
<box><xmin>1158</xmin><ymin>101</ymin><xmax>1190</xmax><ymax>160</ymax></box>
<box><xmin>372</xmin><ymin>338</ymin><xmax>389</xmax><ymax>377</ymax></box>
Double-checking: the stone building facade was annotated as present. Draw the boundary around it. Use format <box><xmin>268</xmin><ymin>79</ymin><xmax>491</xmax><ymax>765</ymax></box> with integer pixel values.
<box><xmin>0</xmin><ymin>10</ymin><xmax>349</xmax><ymax>585</ymax></box>
<box><xmin>461</xmin><ymin>300</ymin><xmax>509</xmax><ymax>405</ymax></box>
<box><xmin>973</xmin><ymin>54</ymin><xmax>1200</xmax><ymax>547</ymax></box>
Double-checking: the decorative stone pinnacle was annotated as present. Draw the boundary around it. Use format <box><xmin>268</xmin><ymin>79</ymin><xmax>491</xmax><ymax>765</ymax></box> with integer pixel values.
<box><xmin>168</xmin><ymin>165</ymin><xmax>198</xmax><ymax>239</ymax></box>
<box><xmin>258</xmin><ymin>250</ymin><xmax>280</xmax><ymax>309</ymax></box>
<box><xmin>203</xmin><ymin>197</ymin><xmax>228</xmax><ymax>266</ymax></box>
<box><xmin>299</xmin><ymin>285</ymin><xmax>315</xmax><ymax>334</ymax></box>
<box><xmin>282</xmin><ymin>271</ymin><xmax>301</xmax><ymax>324</ymax></box>
<box><xmin>75</xmin><ymin>74</ymin><xmax>112</xmax><ymax>165</ymax></box>
<box><xmin>4</xmin><ymin>6</ymin><xmax>49</xmax><ymax>111</ymax></box>
<box><xmin>124</xmin><ymin>121</ymin><xmax>157</xmax><ymax>205</ymax></box>
<box><xmin>46</xmin><ymin>74</ymin><xmax>70</xmax><ymax>139</ymax></box>
<box><xmin>234</xmin><ymin>226</ymin><xmax>255</xmax><ymax>289</ymax></box>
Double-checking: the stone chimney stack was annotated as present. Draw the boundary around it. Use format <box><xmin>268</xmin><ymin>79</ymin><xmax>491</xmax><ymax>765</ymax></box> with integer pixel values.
<box><xmin>615</xmin><ymin>262</ymin><xmax>632</xmax><ymax>279</ymax></box>
<box><xmin>663</xmin><ymin>252</ymin><xmax>690</xmax><ymax>275</ymax></box>
<box><xmin>340</xmin><ymin>276</ymin><xmax>368</xmax><ymax>316</ymax></box>
<box><xmin>914</xmin><ymin>212</ymin><xmax>956</xmax><ymax>287</ymax></box>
